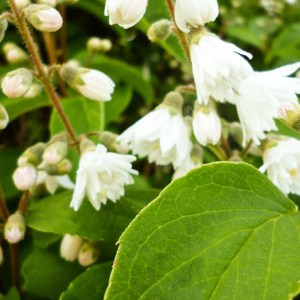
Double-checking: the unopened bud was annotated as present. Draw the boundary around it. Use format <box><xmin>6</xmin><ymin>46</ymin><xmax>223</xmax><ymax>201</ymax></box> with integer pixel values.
<box><xmin>44</xmin><ymin>158</ymin><xmax>72</xmax><ymax>175</ymax></box>
<box><xmin>43</xmin><ymin>141</ymin><xmax>68</xmax><ymax>165</ymax></box>
<box><xmin>160</xmin><ymin>91</ymin><xmax>184</xmax><ymax>112</ymax></box>
<box><xmin>37</xmin><ymin>0</ymin><xmax>57</xmax><ymax>7</ymax></box>
<box><xmin>4</xmin><ymin>212</ymin><xmax>26</xmax><ymax>244</ymax></box>
<box><xmin>15</xmin><ymin>0</ymin><xmax>31</xmax><ymax>10</ymax></box>
<box><xmin>78</xmin><ymin>242</ymin><xmax>100</xmax><ymax>267</ymax></box>
<box><xmin>0</xmin><ymin>17</ymin><xmax>8</xmax><ymax>43</ymax></box>
<box><xmin>60</xmin><ymin>234</ymin><xmax>83</xmax><ymax>262</ymax></box>
<box><xmin>24</xmin><ymin>4</ymin><xmax>63</xmax><ymax>32</ymax></box>
<box><xmin>79</xmin><ymin>138</ymin><xmax>96</xmax><ymax>154</ymax></box>
<box><xmin>147</xmin><ymin>19</ymin><xmax>171</xmax><ymax>42</ymax></box>
<box><xmin>18</xmin><ymin>143</ymin><xmax>46</xmax><ymax>166</ymax></box>
<box><xmin>278</xmin><ymin>102</ymin><xmax>300</xmax><ymax>132</ymax></box>
<box><xmin>13</xmin><ymin>164</ymin><xmax>37</xmax><ymax>190</ymax></box>
<box><xmin>24</xmin><ymin>83</ymin><xmax>43</xmax><ymax>98</ymax></box>
<box><xmin>0</xmin><ymin>104</ymin><xmax>9</xmax><ymax>130</ymax></box>
<box><xmin>59</xmin><ymin>64</ymin><xmax>115</xmax><ymax>102</ymax></box>
<box><xmin>1</xmin><ymin>68</ymin><xmax>32</xmax><ymax>98</ymax></box>
<box><xmin>87</xmin><ymin>37</ymin><xmax>112</xmax><ymax>53</ymax></box>
<box><xmin>3</xmin><ymin>42</ymin><xmax>28</xmax><ymax>64</ymax></box>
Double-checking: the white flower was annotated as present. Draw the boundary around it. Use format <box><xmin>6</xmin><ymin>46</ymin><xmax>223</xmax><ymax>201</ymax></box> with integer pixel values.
<box><xmin>4</xmin><ymin>212</ymin><xmax>26</xmax><ymax>244</ymax></box>
<box><xmin>191</xmin><ymin>33</ymin><xmax>253</xmax><ymax>104</ymax></box>
<box><xmin>36</xmin><ymin>170</ymin><xmax>74</xmax><ymax>194</ymax></box>
<box><xmin>192</xmin><ymin>104</ymin><xmax>221</xmax><ymax>146</ymax></box>
<box><xmin>70</xmin><ymin>144</ymin><xmax>137</xmax><ymax>211</ymax></box>
<box><xmin>260</xmin><ymin>138</ymin><xmax>300</xmax><ymax>195</ymax></box>
<box><xmin>234</xmin><ymin>63</ymin><xmax>300</xmax><ymax>145</ymax></box>
<box><xmin>1</xmin><ymin>68</ymin><xmax>33</xmax><ymax>98</ymax></box>
<box><xmin>59</xmin><ymin>65</ymin><xmax>115</xmax><ymax>102</ymax></box>
<box><xmin>118</xmin><ymin>99</ymin><xmax>192</xmax><ymax>168</ymax></box>
<box><xmin>175</xmin><ymin>0</ymin><xmax>219</xmax><ymax>33</ymax></box>
<box><xmin>104</xmin><ymin>0</ymin><xmax>148</xmax><ymax>29</ymax></box>
<box><xmin>13</xmin><ymin>164</ymin><xmax>37</xmax><ymax>191</ymax></box>
<box><xmin>24</xmin><ymin>4</ymin><xmax>63</xmax><ymax>32</ymax></box>
<box><xmin>60</xmin><ymin>234</ymin><xmax>83</xmax><ymax>262</ymax></box>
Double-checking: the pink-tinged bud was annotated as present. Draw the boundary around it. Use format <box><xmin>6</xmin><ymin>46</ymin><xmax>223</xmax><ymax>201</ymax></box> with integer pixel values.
<box><xmin>24</xmin><ymin>4</ymin><xmax>63</xmax><ymax>33</ymax></box>
<box><xmin>1</xmin><ymin>68</ymin><xmax>33</xmax><ymax>98</ymax></box>
<box><xmin>60</xmin><ymin>234</ymin><xmax>83</xmax><ymax>262</ymax></box>
<box><xmin>77</xmin><ymin>242</ymin><xmax>100</xmax><ymax>267</ymax></box>
<box><xmin>13</xmin><ymin>164</ymin><xmax>37</xmax><ymax>191</ymax></box>
<box><xmin>43</xmin><ymin>141</ymin><xmax>68</xmax><ymax>165</ymax></box>
<box><xmin>192</xmin><ymin>103</ymin><xmax>221</xmax><ymax>146</ymax></box>
<box><xmin>4</xmin><ymin>212</ymin><xmax>26</xmax><ymax>244</ymax></box>
<box><xmin>278</xmin><ymin>101</ymin><xmax>295</xmax><ymax>119</ymax></box>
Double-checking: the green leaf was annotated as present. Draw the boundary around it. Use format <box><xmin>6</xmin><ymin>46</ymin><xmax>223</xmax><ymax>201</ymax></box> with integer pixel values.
<box><xmin>1</xmin><ymin>287</ymin><xmax>20</xmax><ymax>300</ymax></box>
<box><xmin>22</xmin><ymin>249</ymin><xmax>83</xmax><ymax>300</ymax></box>
<box><xmin>26</xmin><ymin>188</ymin><xmax>160</xmax><ymax>241</ymax></box>
<box><xmin>105</xmin><ymin>162</ymin><xmax>300</xmax><ymax>300</ymax></box>
<box><xmin>60</xmin><ymin>262</ymin><xmax>112</xmax><ymax>300</ymax></box>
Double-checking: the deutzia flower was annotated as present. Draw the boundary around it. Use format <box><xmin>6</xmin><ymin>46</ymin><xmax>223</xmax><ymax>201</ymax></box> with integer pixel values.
<box><xmin>260</xmin><ymin>138</ymin><xmax>300</xmax><ymax>195</ymax></box>
<box><xmin>104</xmin><ymin>0</ymin><xmax>148</xmax><ymax>29</ymax></box>
<box><xmin>70</xmin><ymin>144</ymin><xmax>137</xmax><ymax>211</ymax></box>
<box><xmin>190</xmin><ymin>33</ymin><xmax>253</xmax><ymax>104</ymax></box>
<box><xmin>175</xmin><ymin>0</ymin><xmax>219</xmax><ymax>33</ymax></box>
<box><xmin>59</xmin><ymin>64</ymin><xmax>115</xmax><ymax>102</ymax></box>
<box><xmin>234</xmin><ymin>63</ymin><xmax>300</xmax><ymax>145</ymax></box>
<box><xmin>118</xmin><ymin>92</ymin><xmax>192</xmax><ymax>168</ymax></box>
<box><xmin>4</xmin><ymin>212</ymin><xmax>26</xmax><ymax>244</ymax></box>
<box><xmin>192</xmin><ymin>103</ymin><xmax>221</xmax><ymax>146</ymax></box>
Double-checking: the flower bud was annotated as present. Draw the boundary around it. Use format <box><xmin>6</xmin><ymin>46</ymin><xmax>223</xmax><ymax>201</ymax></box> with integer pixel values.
<box><xmin>43</xmin><ymin>141</ymin><xmax>68</xmax><ymax>165</ymax></box>
<box><xmin>99</xmin><ymin>131</ymin><xmax>129</xmax><ymax>154</ymax></box>
<box><xmin>278</xmin><ymin>102</ymin><xmax>300</xmax><ymax>132</ymax></box>
<box><xmin>1</xmin><ymin>68</ymin><xmax>32</xmax><ymax>98</ymax></box>
<box><xmin>0</xmin><ymin>104</ymin><xmax>9</xmax><ymax>130</ymax></box>
<box><xmin>192</xmin><ymin>103</ymin><xmax>221</xmax><ymax>146</ymax></box>
<box><xmin>44</xmin><ymin>158</ymin><xmax>72</xmax><ymax>175</ymax></box>
<box><xmin>87</xmin><ymin>37</ymin><xmax>112</xmax><ymax>53</ymax></box>
<box><xmin>24</xmin><ymin>83</ymin><xmax>43</xmax><ymax>98</ymax></box>
<box><xmin>0</xmin><ymin>246</ymin><xmax>3</xmax><ymax>265</ymax></box>
<box><xmin>147</xmin><ymin>19</ymin><xmax>171</xmax><ymax>42</ymax></box>
<box><xmin>105</xmin><ymin>0</ymin><xmax>148</xmax><ymax>29</ymax></box>
<box><xmin>79</xmin><ymin>138</ymin><xmax>96</xmax><ymax>154</ymax></box>
<box><xmin>37</xmin><ymin>0</ymin><xmax>57</xmax><ymax>7</ymax></box>
<box><xmin>24</xmin><ymin>4</ymin><xmax>63</xmax><ymax>33</ymax></box>
<box><xmin>60</xmin><ymin>234</ymin><xmax>83</xmax><ymax>262</ymax></box>
<box><xmin>77</xmin><ymin>242</ymin><xmax>100</xmax><ymax>267</ymax></box>
<box><xmin>59</xmin><ymin>64</ymin><xmax>115</xmax><ymax>102</ymax></box>
<box><xmin>4</xmin><ymin>212</ymin><xmax>26</xmax><ymax>244</ymax></box>
<box><xmin>13</xmin><ymin>164</ymin><xmax>37</xmax><ymax>191</ymax></box>
<box><xmin>15</xmin><ymin>0</ymin><xmax>31</xmax><ymax>10</ymax></box>
<box><xmin>160</xmin><ymin>91</ymin><xmax>184</xmax><ymax>113</ymax></box>
<box><xmin>0</xmin><ymin>17</ymin><xmax>8</xmax><ymax>43</ymax></box>
<box><xmin>18</xmin><ymin>143</ymin><xmax>46</xmax><ymax>166</ymax></box>
<box><xmin>3</xmin><ymin>42</ymin><xmax>28</xmax><ymax>64</ymax></box>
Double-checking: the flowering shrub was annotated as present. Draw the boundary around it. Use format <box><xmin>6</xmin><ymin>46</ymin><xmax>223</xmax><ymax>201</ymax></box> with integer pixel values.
<box><xmin>1</xmin><ymin>0</ymin><xmax>300</xmax><ymax>299</ymax></box>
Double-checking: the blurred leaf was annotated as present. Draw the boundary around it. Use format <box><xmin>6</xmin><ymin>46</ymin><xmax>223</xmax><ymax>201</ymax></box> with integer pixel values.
<box><xmin>105</xmin><ymin>163</ymin><xmax>300</xmax><ymax>300</ymax></box>
<box><xmin>60</xmin><ymin>262</ymin><xmax>112</xmax><ymax>300</ymax></box>
<box><xmin>22</xmin><ymin>249</ymin><xmax>83</xmax><ymax>300</ymax></box>
<box><xmin>1</xmin><ymin>287</ymin><xmax>20</xmax><ymax>300</ymax></box>
<box><xmin>26</xmin><ymin>188</ymin><xmax>160</xmax><ymax>241</ymax></box>
<box><xmin>32</xmin><ymin>231</ymin><xmax>61</xmax><ymax>249</ymax></box>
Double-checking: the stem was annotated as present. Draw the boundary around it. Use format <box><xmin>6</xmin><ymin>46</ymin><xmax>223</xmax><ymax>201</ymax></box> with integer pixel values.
<box><xmin>9</xmin><ymin>244</ymin><xmax>20</xmax><ymax>291</ymax></box>
<box><xmin>58</xmin><ymin>4</ymin><xmax>67</xmax><ymax>63</ymax></box>
<box><xmin>221</xmin><ymin>131</ymin><xmax>231</xmax><ymax>158</ymax></box>
<box><xmin>240</xmin><ymin>140</ymin><xmax>253</xmax><ymax>158</ymax></box>
<box><xmin>0</xmin><ymin>187</ymin><xmax>9</xmax><ymax>222</ymax></box>
<box><xmin>207</xmin><ymin>145</ymin><xmax>226</xmax><ymax>161</ymax></box>
<box><xmin>165</xmin><ymin>0</ymin><xmax>191</xmax><ymax>62</ymax></box>
<box><xmin>7</xmin><ymin>0</ymin><xmax>77</xmax><ymax>144</ymax></box>
<box><xmin>100</xmin><ymin>102</ymin><xmax>105</xmax><ymax>131</ymax></box>
<box><xmin>18</xmin><ymin>191</ymin><xmax>30</xmax><ymax>215</ymax></box>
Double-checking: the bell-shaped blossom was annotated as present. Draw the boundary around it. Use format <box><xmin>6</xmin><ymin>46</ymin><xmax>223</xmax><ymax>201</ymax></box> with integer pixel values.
<box><xmin>192</xmin><ymin>104</ymin><xmax>221</xmax><ymax>146</ymax></box>
<box><xmin>24</xmin><ymin>4</ymin><xmax>63</xmax><ymax>32</ymax></box>
<box><xmin>104</xmin><ymin>0</ymin><xmax>148</xmax><ymax>29</ymax></box>
<box><xmin>260</xmin><ymin>138</ymin><xmax>300</xmax><ymax>195</ymax></box>
<box><xmin>191</xmin><ymin>33</ymin><xmax>253</xmax><ymax>104</ymax></box>
<box><xmin>175</xmin><ymin>0</ymin><xmax>219</xmax><ymax>33</ymax></box>
<box><xmin>118</xmin><ymin>92</ymin><xmax>192</xmax><ymax>168</ymax></box>
<box><xmin>1</xmin><ymin>68</ymin><xmax>33</xmax><ymax>98</ymax></box>
<box><xmin>234</xmin><ymin>63</ymin><xmax>300</xmax><ymax>145</ymax></box>
<box><xmin>70</xmin><ymin>144</ymin><xmax>137</xmax><ymax>211</ymax></box>
<box><xmin>59</xmin><ymin>64</ymin><xmax>115</xmax><ymax>102</ymax></box>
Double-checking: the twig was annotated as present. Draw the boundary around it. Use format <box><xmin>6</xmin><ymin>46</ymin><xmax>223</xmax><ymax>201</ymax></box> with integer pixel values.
<box><xmin>18</xmin><ymin>191</ymin><xmax>30</xmax><ymax>215</ymax></box>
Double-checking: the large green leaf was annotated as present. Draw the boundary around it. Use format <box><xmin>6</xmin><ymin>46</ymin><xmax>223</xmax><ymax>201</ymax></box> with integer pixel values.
<box><xmin>21</xmin><ymin>249</ymin><xmax>83</xmax><ymax>300</ymax></box>
<box><xmin>60</xmin><ymin>262</ymin><xmax>112</xmax><ymax>300</ymax></box>
<box><xmin>26</xmin><ymin>188</ymin><xmax>160</xmax><ymax>241</ymax></box>
<box><xmin>105</xmin><ymin>162</ymin><xmax>300</xmax><ymax>300</ymax></box>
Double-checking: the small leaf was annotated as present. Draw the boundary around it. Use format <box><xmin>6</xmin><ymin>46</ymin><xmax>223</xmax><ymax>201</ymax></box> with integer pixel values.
<box><xmin>60</xmin><ymin>262</ymin><xmax>112</xmax><ymax>300</ymax></box>
<box><xmin>26</xmin><ymin>188</ymin><xmax>160</xmax><ymax>241</ymax></box>
<box><xmin>105</xmin><ymin>162</ymin><xmax>300</xmax><ymax>300</ymax></box>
